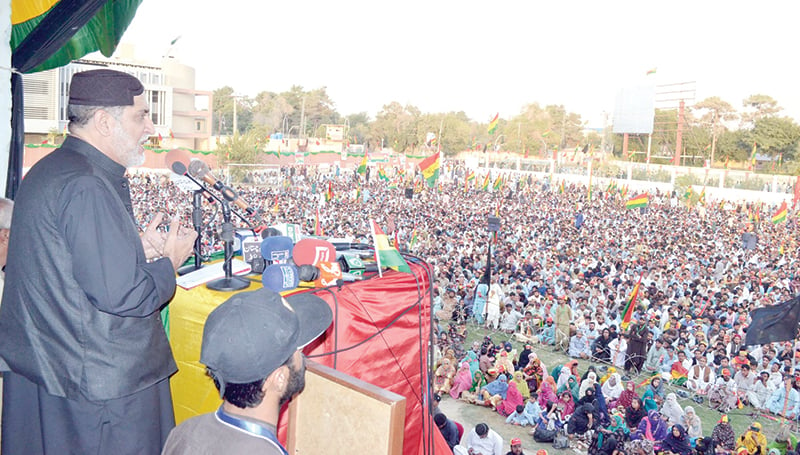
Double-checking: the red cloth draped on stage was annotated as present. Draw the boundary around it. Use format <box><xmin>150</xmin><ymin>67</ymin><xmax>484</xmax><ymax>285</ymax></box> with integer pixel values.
<box><xmin>277</xmin><ymin>259</ymin><xmax>451</xmax><ymax>454</ymax></box>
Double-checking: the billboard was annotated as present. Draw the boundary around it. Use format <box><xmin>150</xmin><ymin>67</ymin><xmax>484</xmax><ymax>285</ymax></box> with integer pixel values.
<box><xmin>326</xmin><ymin>125</ymin><xmax>345</xmax><ymax>142</ymax></box>
<box><xmin>612</xmin><ymin>85</ymin><xmax>655</xmax><ymax>134</ymax></box>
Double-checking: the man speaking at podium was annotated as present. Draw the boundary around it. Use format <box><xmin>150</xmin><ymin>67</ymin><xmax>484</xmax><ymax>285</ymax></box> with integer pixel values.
<box><xmin>0</xmin><ymin>69</ymin><xmax>196</xmax><ymax>454</ymax></box>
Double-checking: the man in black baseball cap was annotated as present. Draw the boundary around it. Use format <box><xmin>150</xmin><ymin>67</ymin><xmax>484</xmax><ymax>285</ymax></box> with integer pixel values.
<box><xmin>162</xmin><ymin>288</ymin><xmax>333</xmax><ymax>454</ymax></box>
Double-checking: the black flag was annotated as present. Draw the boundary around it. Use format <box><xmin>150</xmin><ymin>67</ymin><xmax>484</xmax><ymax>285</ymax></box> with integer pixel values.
<box><xmin>744</xmin><ymin>296</ymin><xmax>800</xmax><ymax>346</ymax></box>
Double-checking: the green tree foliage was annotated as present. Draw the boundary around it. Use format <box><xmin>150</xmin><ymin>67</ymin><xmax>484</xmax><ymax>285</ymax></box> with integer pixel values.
<box><xmin>208</xmin><ymin>83</ymin><xmax>799</xmax><ymax>169</ymax></box>
<box><xmin>212</xmin><ymin>86</ymin><xmax>253</xmax><ymax>136</ymax></box>
<box><xmin>750</xmin><ymin>117</ymin><xmax>800</xmax><ymax>161</ymax></box>
<box><xmin>216</xmin><ymin>130</ymin><xmax>262</xmax><ymax>166</ymax></box>
<box><xmin>740</xmin><ymin>94</ymin><xmax>782</xmax><ymax>127</ymax></box>
<box><xmin>370</xmin><ymin>102</ymin><xmax>421</xmax><ymax>153</ymax></box>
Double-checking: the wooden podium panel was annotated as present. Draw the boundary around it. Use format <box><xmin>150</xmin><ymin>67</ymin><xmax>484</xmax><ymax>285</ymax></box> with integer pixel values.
<box><xmin>287</xmin><ymin>361</ymin><xmax>406</xmax><ymax>455</ymax></box>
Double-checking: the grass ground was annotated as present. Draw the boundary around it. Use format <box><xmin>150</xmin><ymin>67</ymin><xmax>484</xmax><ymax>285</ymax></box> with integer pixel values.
<box><xmin>439</xmin><ymin>321</ymin><xmax>788</xmax><ymax>453</ymax></box>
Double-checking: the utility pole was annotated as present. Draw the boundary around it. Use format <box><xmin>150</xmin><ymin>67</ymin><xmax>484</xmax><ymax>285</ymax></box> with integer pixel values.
<box><xmin>710</xmin><ymin>111</ymin><xmax>718</xmax><ymax>166</ymax></box>
<box><xmin>300</xmin><ymin>97</ymin><xmax>306</xmax><ymax>139</ymax></box>
<box><xmin>674</xmin><ymin>100</ymin><xmax>685</xmax><ymax>166</ymax></box>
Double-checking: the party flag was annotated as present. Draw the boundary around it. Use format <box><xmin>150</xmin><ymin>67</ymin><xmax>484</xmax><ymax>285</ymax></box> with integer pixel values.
<box><xmin>370</xmin><ymin>220</ymin><xmax>411</xmax><ymax>276</ymax></box>
<box><xmin>419</xmin><ymin>152</ymin><xmax>440</xmax><ymax>187</ymax></box>
<box><xmin>314</xmin><ymin>208</ymin><xmax>323</xmax><ymax>236</ymax></box>
<box><xmin>620</xmin><ymin>274</ymin><xmax>643</xmax><ymax>330</ymax></box>
<box><xmin>357</xmin><ymin>154</ymin><xmax>367</xmax><ymax>174</ymax></box>
<box><xmin>626</xmin><ymin>193</ymin><xmax>649</xmax><ymax>209</ymax></box>
<box><xmin>772</xmin><ymin>201</ymin><xmax>788</xmax><ymax>224</ymax></box>
<box><xmin>487</xmin><ymin>113</ymin><xmax>499</xmax><ymax>134</ymax></box>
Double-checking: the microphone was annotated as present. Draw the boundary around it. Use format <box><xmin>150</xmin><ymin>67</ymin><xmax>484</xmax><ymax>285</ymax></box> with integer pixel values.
<box><xmin>260</xmin><ymin>236</ymin><xmax>294</xmax><ymax>264</ymax></box>
<box><xmin>293</xmin><ymin>238</ymin><xmax>336</xmax><ymax>266</ymax></box>
<box><xmin>187</xmin><ymin>160</ymin><xmax>259</xmax><ymax>218</ymax></box>
<box><xmin>165</xmin><ymin>148</ymin><xmax>191</xmax><ymax>175</ymax></box>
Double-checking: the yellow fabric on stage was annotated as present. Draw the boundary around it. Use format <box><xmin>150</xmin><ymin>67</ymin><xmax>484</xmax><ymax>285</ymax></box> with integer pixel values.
<box><xmin>168</xmin><ymin>278</ymin><xmax>262</xmax><ymax>424</ymax></box>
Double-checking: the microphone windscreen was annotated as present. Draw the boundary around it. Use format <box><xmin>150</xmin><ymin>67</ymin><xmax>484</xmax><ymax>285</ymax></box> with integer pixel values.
<box><xmin>260</xmin><ymin>227</ymin><xmax>283</xmax><ymax>239</ymax></box>
<box><xmin>260</xmin><ymin>236</ymin><xmax>294</xmax><ymax>264</ymax></box>
<box><xmin>165</xmin><ymin>148</ymin><xmax>191</xmax><ymax>175</ymax></box>
<box><xmin>261</xmin><ymin>264</ymin><xmax>299</xmax><ymax>293</ymax></box>
<box><xmin>297</xmin><ymin>264</ymin><xmax>320</xmax><ymax>281</ymax></box>
<box><xmin>314</xmin><ymin>261</ymin><xmax>343</xmax><ymax>287</ymax></box>
<box><xmin>293</xmin><ymin>238</ymin><xmax>336</xmax><ymax>266</ymax></box>
<box><xmin>187</xmin><ymin>159</ymin><xmax>210</xmax><ymax>179</ymax></box>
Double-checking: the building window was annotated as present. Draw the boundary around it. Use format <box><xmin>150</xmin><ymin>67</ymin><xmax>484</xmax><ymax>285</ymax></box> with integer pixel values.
<box><xmin>146</xmin><ymin>90</ymin><xmax>166</xmax><ymax>126</ymax></box>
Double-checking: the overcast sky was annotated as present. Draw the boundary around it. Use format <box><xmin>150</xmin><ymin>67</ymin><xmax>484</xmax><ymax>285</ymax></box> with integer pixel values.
<box><xmin>117</xmin><ymin>0</ymin><xmax>800</xmax><ymax>128</ymax></box>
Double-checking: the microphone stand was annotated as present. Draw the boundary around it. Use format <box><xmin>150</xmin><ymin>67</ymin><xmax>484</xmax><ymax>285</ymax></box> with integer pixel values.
<box><xmin>207</xmin><ymin>200</ymin><xmax>250</xmax><ymax>292</ymax></box>
<box><xmin>177</xmin><ymin>189</ymin><xmax>205</xmax><ymax>276</ymax></box>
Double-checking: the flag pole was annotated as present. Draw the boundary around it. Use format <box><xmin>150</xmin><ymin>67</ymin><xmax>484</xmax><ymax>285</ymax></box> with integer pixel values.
<box><xmin>370</xmin><ymin>219</ymin><xmax>383</xmax><ymax>278</ymax></box>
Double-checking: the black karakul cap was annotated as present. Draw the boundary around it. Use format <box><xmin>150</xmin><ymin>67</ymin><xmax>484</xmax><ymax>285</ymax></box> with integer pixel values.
<box><xmin>69</xmin><ymin>69</ymin><xmax>144</xmax><ymax>106</ymax></box>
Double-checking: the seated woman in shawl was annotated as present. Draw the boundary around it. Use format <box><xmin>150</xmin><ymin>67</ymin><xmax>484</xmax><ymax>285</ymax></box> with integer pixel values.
<box><xmin>603</xmin><ymin>373</ymin><xmax>624</xmax><ymax>404</ymax></box>
<box><xmin>458</xmin><ymin>349</ymin><xmax>480</xmax><ymax>377</ymax></box>
<box><xmin>557</xmin><ymin>389</ymin><xmax>576</xmax><ymax>419</ymax></box>
<box><xmin>660</xmin><ymin>425</ymin><xmax>693</xmax><ymax>455</ymax></box>
<box><xmin>448</xmin><ymin>361</ymin><xmax>474</xmax><ymax>399</ymax></box>
<box><xmin>600</xmin><ymin>409</ymin><xmax>630</xmax><ymax>443</ymax></box>
<box><xmin>539</xmin><ymin>376</ymin><xmax>559</xmax><ymax>408</ymax></box>
<box><xmin>567</xmin><ymin>401</ymin><xmax>596</xmax><ymax>440</ymax></box>
<box><xmin>613</xmin><ymin>381</ymin><xmax>640</xmax><ymax>410</ymax></box>
<box><xmin>680</xmin><ymin>406</ymin><xmax>702</xmax><ymax>444</ymax></box>
<box><xmin>736</xmin><ymin>422</ymin><xmax>767</xmax><ymax>455</ymax></box>
<box><xmin>512</xmin><ymin>370</ymin><xmax>530</xmax><ymax>399</ymax></box>
<box><xmin>497</xmin><ymin>380</ymin><xmax>524</xmax><ymax>417</ymax></box>
<box><xmin>630</xmin><ymin>410</ymin><xmax>668</xmax><ymax>442</ymax></box>
<box><xmin>554</xmin><ymin>359</ymin><xmax>579</xmax><ymax>391</ymax></box>
<box><xmin>494</xmin><ymin>350</ymin><xmax>515</xmax><ymax>376</ymax></box>
<box><xmin>625</xmin><ymin>397</ymin><xmax>646</xmax><ymax>430</ymax></box>
<box><xmin>641</xmin><ymin>377</ymin><xmax>664</xmax><ymax>412</ymax></box>
<box><xmin>593</xmin><ymin>379</ymin><xmax>611</xmax><ymax>427</ymax></box>
<box><xmin>437</xmin><ymin>347</ymin><xmax>457</xmax><ymax>370</ymax></box>
<box><xmin>560</xmin><ymin>376</ymin><xmax>581</xmax><ymax>402</ymax></box>
<box><xmin>582</xmin><ymin>365</ymin><xmax>599</xmax><ymax>382</ymax></box>
<box><xmin>580</xmin><ymin>371</ymin><xmax>599</xmax><ymax>399</ymax></box>
<box><xmin>578</xmin><ymin>386</ymin><xmax>598</xmax><ymax>407</ymax></box>
<box><xmin>523</xmin><ymin>353</ymin><xmax>546</xmax><ymax>393</ymax></box>
<box><xmin>711</xmin><ymin>415</ymin><xmax>736</xmax><ymax>455</ymax></box>
<box><xmin>460</xmin><ymin>369</ymin><xmax>487</xmax><ymax>403</ymax></box>
<box><xmin>516</xmin><ymin>344</ymin><xmax>533</xmax><ymax>371</ymax></box>
<box><xmin>660</xmin><ymin>393</ymin><xmax>685</xmax><ymax>426</ymax></box>
<box><xmin>480</xmin><ymin>373</ymin><xmax>509</xmax><ymax>409</ymax></box>
<box><xmin>433</xmin><ymin>358</ymin><xmax>456</xmax><ymax>395</ymax></box>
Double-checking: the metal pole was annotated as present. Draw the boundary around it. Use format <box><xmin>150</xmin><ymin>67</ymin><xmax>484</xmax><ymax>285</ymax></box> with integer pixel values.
<box><xmin>674</xmin><ymin>100</ymin><xmax>685</xmax><ymax>166</ymax></box>
<box><xmin>232</xmin><ymin>97</ymin><xmax>237</xmax><ymax>135</ymax></box>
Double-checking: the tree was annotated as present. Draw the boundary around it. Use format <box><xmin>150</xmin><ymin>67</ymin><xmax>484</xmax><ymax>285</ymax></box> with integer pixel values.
<box><xmin>250</xmin><ymin>91</ymin><xmax>294</xmax><ymax>135</ymax></box>
<box><xmin>344</xmin><ymin>112</ymin><xmax>370</xmax><ymax>146</ymax></box>
<box><xmin>750</xmin><ymin>116</ymin><xmax>800</xmax><ymax>162</ymax></box>
<box><xmin>509</xmin><ymin>103</ymin><xmax>584</xmax><ymax>157</ymax></box>
<box><xmin>693</xmin><ymin>96</ymin><xmax>738</xmax><ymax>164</ymax></box>
<box><xmin>279</xmin><ymin>85</ymin><xmax>339</xmax><ymax>138</ymax></box>
<box><xmin>370</xmin><ymin>102</ymin><xmax>421</xmax><ymax>154</ymax></box>
<box><xmin>740</xmin><ymin>94</ymin><xmax>781</xmax><ymax>128</ymax></box>
<box><xmin>211</xmin><ymin>86</ymin><xmax>253</xmax><ymax>136</ymax></box>
<box><xmin>216</xmin><ymin>130</ymin><xmax>262</xmax><ymax>166</ymax></box>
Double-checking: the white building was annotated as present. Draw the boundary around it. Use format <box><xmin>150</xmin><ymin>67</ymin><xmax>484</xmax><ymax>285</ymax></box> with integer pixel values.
<box><xmin>22</xmin><ymin>43</ymin><xmax>213</xmax><ymax>153</ymax></box>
